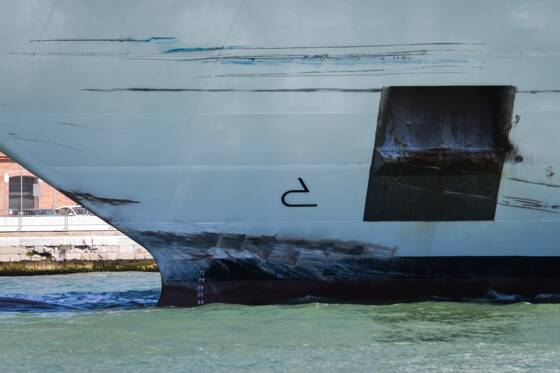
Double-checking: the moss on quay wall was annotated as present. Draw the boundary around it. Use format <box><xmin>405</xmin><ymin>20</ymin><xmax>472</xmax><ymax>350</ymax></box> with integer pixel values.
<box><xmin>0</xmin><ymin>259</ymin><xmax>158</xmax><ymax>276</ymax></box>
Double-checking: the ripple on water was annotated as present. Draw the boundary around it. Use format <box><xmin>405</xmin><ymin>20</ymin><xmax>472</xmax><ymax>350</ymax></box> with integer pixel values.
<box><xmin>0</xmin><ymin>272</ymin><xmax>161</xmax><ymax>312</ymax></box>
<box><xmin>1</xmin><ymin>273</ymin><xmax>560</xmax><ymax>372</ymax></box>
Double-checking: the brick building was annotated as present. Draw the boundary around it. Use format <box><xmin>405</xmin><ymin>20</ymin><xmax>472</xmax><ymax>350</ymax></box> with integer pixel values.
<box><xmin>0</xmin><ymin>152</ymin><xmax>76</xmax><ymax>215</ymax></box>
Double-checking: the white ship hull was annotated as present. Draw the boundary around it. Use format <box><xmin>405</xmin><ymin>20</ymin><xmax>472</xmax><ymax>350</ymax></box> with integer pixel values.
<box><xmin>2</xmin><ymin>0</ymin><xmax>560</xmax><ymax>305</ymax></box>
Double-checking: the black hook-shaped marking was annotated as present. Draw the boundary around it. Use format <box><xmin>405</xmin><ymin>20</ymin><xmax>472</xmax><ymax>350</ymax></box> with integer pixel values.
<box><xmin>281</xmin><ymin>178</ymin><xmax>318</xmax><ymax>207</ymax></box>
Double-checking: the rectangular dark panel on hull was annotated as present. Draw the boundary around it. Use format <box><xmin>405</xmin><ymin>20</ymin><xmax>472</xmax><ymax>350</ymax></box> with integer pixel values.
<box><xmin>364</xmin><ymin>86</ymin><xmax>515</xmax><ymax>221</ymax></box>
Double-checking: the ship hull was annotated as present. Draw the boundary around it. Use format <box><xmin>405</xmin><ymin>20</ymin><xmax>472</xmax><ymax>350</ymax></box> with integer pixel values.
<box><xmin>159</xmin><ymin>276</ymin><xmax>560</xmax><ymax>306</ymax></box>
<box><xmin>2</xmin><ymin>0</ymin><xmax>560</xmax><ymax>305</ymax></box>
<box><xmin>130</xmin><ymin>230</ymin><xmax>560</xmax><ymax>305</ymax></box>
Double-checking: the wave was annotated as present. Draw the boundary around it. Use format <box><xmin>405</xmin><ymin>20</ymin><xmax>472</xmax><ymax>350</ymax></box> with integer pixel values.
<box><xmin>0</xmin><ymin>289</ymin><xmax>159</xmax><ymax>313</ymax></box>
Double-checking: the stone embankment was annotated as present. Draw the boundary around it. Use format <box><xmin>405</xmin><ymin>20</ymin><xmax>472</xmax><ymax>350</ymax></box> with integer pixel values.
<box><xmin>0</xmin><ymin>231</ymin><xmax>157</xmax><ymax>275</ymax></box>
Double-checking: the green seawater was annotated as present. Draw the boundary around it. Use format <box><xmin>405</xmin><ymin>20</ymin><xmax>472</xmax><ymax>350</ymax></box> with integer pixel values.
<box><xmin>1</xmin><ymin>272</ymin><xmax>560</xmax><ymax>372</ymax></box>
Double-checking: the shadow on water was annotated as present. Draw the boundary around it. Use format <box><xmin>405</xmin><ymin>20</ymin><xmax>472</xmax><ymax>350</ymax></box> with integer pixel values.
<box><xmin>0</xmin><ymin>289</ymin><xmax>160</xmax><ymax>313</ymax></box>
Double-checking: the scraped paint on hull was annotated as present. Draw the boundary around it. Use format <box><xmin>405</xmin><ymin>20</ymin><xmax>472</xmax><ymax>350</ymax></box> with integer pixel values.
<box><xmin>129</xmin><ymin>231</ymin><xmax>560</xmax><ymax>306</ymax></box>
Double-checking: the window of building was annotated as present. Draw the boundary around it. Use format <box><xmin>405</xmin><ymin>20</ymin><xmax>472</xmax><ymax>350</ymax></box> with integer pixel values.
<box><xmin>9</xmin><ymin>176</ymin><xmax>37</xmax><ymax>211</ymax></box>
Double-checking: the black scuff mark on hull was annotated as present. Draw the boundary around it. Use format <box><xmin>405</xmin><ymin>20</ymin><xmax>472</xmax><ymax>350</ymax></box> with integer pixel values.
<box><xmin>30</xmin><ymin>36</ymin><xmax>176</xmax><ymax>43</ymax></box>
<box><xmin>137</xmin><ymin>231</ymin><xmax>396</xmax><ymax>258</ymax></box>
<box><xmin>58</xmin><ymin>121</ymin><xmax>124</xmax><ymax>133</ymax></box>
<box><xmin>506</xmin><ymin>177</ymin><xmax>560</xmax><ymax>189</ymax></box>
<box><xmin>499</xmin><ymin>195</ymin><xmax>560</xmax><ymax>214</ymax></box>
<box><xmin>124</xmin><ymin>52</ymin><xmax>471</xmax><ymax>67</ymax></box>
<box><xmin>518</xmin><ymin>90</ymin><xmax>560</xmax><ymax>94</ymax></box>
<box><xmin>130</xmin><ymin>231</ymin><xmax>398</xmax><ymax>282</ymax></box>
<box><xmin>155</xmin><ymin>50</ymin><xmax>430</xmax><ymax>64</ymax></box>
<box><xmin>198</xmin><ymin>65</ymin><xmax>484</xmax><ymax>79</ymax></box>
<box><xmin>164</xmin><ymin>47</ymin><xmax>233</xmax><ymax>53</ymax></box>
<box><xmin>200</xmin><ymin>67</ymin><xmax>389</xmax><ymax>78</ymax></box>
<box><xmin>163</xmin><ymin>42</ymin><xmax>474</xmax><ymax>54</ymax></box>
<box><xmin>82</xmin><ymin>88</ymin><xmax>382</xmax><ymax>93</ymax></box>
<box><xmin>61</xmin><ymin>191</ymin><xmax>139</xmax><ymax>206</ymax></box>
<box><xmin>200</xmin><ymin>71</ymin><xmax>469</xmax><ymax>79</ymax></box>
<box><xmin>7</xmin><ymin>132</ymin><xmax>83</xmax><ymax>152</ymax></box>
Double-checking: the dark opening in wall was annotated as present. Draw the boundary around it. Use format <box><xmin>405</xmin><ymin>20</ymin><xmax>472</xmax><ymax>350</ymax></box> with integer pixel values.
<box><xmin>363</xmin><ymin>86</ymin><xmax>515</xmax><ymax>221</ymax></box>
<box><xmin>9</xmin><ymin>176</ymin><xmax>37</xmax><ymax>211</ymax></box>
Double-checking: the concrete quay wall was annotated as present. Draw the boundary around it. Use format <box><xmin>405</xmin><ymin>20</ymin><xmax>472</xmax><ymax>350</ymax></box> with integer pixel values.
<box><xmin>0</xmin><ymin>231</ymin><xmax>156</xmax><ymax>275</ymax></box>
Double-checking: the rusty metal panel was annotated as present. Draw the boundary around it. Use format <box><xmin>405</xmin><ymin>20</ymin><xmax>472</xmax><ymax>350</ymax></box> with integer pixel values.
<box><xmin>364</xmin><ymin>86</ymin><xmax>516</xmax><ymax>221</ymax></box>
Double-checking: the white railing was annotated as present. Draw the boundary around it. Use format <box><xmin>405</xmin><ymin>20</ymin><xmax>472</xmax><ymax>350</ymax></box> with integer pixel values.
<box><xmin>0</xmin><ymin>214</ymin><xmax>115</xmax><ymax>232</ymax></box>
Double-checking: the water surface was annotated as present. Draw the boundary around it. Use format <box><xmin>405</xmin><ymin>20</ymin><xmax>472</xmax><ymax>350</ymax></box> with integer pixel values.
<box><xmin>1</xmin><ymin>272</ymin><xmax>559</xmax><ymax>372</ymax></box>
